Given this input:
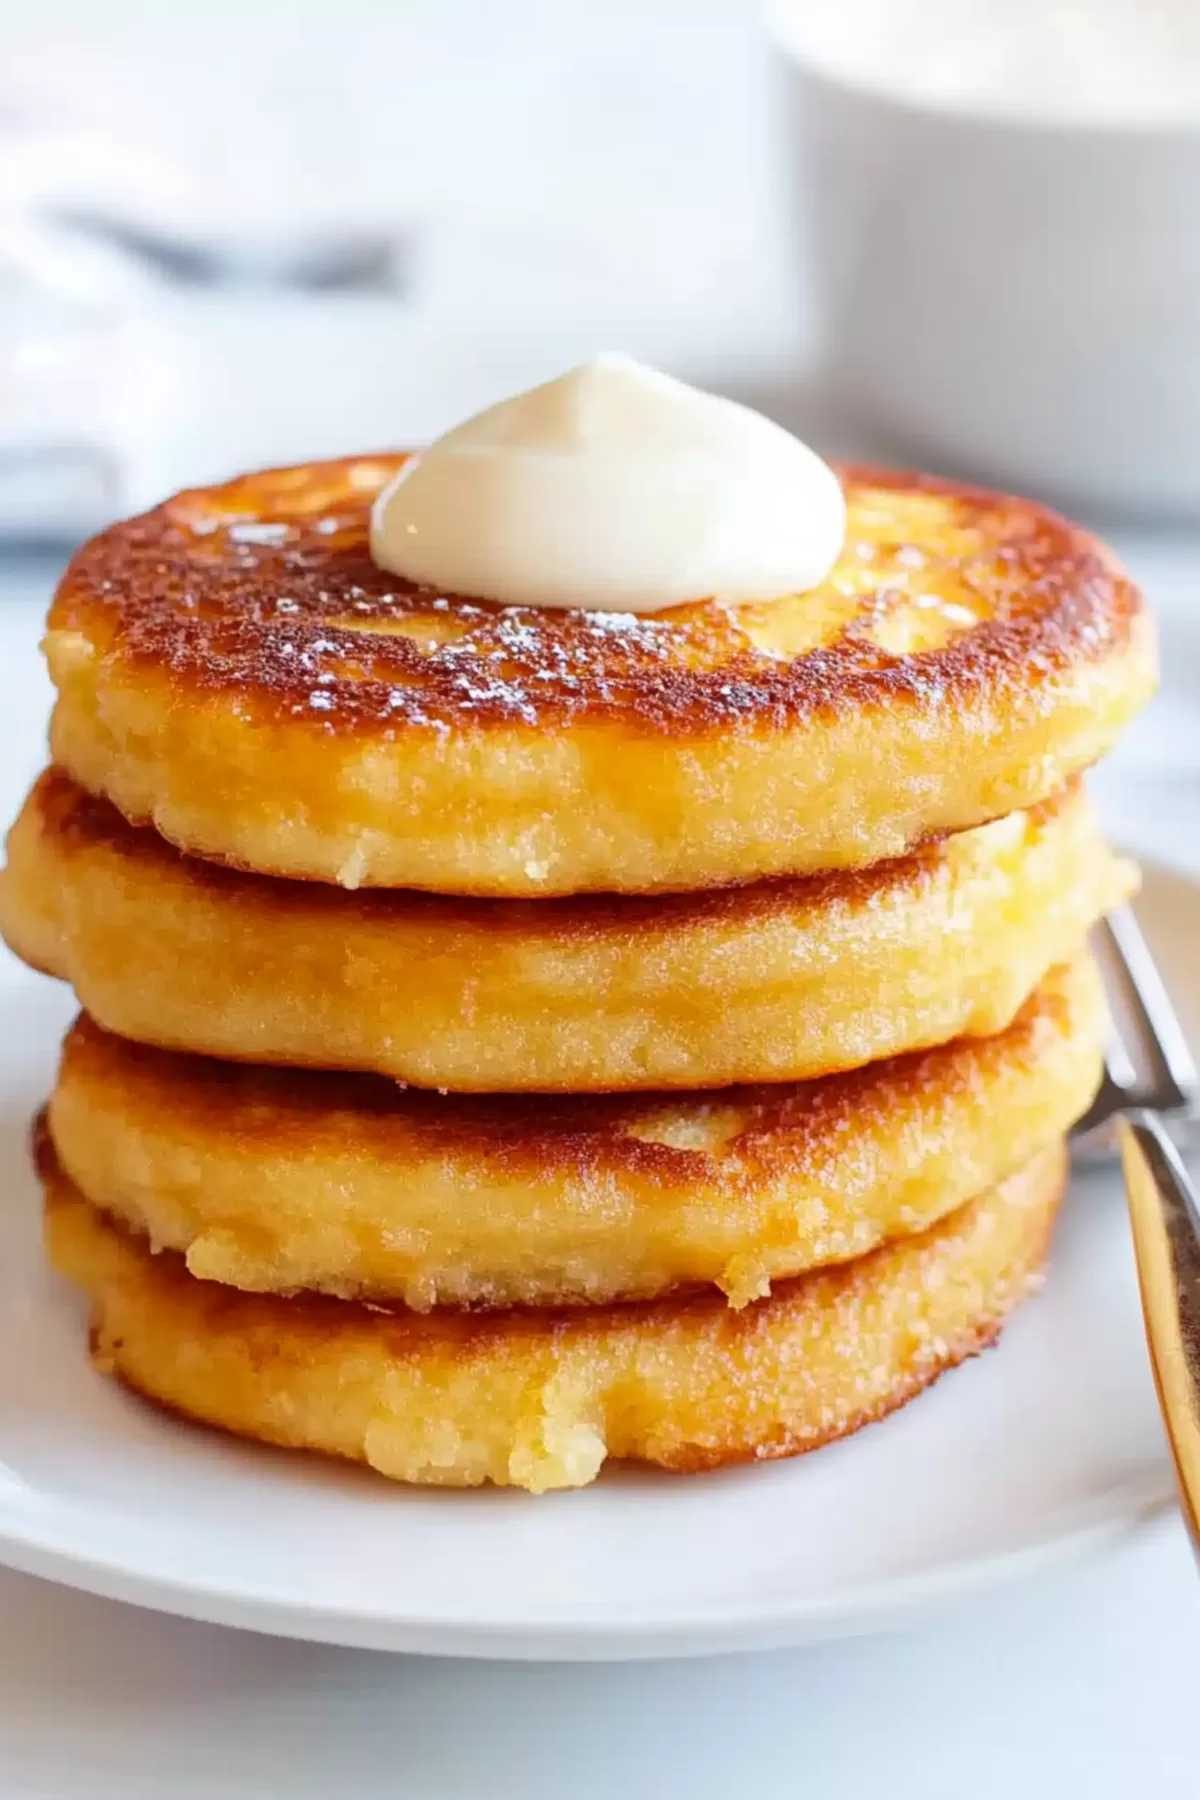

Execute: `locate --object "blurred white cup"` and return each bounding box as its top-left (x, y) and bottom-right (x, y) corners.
top-left (769, 0), bottom-right (1200, 516)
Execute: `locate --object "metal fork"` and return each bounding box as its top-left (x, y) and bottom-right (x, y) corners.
top-left (1084, 909), bottom-right (1200, 1547)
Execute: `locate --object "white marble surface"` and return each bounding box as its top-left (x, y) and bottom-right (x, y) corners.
top-left (0, 526), bottom-right (1196, 1793)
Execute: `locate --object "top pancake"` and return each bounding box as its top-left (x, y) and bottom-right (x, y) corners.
top-left (45, 454), bottom-right (1155, 895)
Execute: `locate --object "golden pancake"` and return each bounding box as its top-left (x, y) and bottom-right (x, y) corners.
top-left (42, 1138), bottom-right (1066, 1493)
top-left (44, 455), bottom-right (1154, 897)
top-left (3, 771), bottom-right (1129, 1092)
top-left (46, 964), bottom-right (1100, 1310)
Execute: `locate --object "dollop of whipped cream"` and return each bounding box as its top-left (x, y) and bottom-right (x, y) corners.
top-left (369, 354), bottom-right (845, 613)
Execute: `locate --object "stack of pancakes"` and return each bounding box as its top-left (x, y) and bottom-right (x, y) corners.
top-left (0, 457), bottom-right (1155, 1492)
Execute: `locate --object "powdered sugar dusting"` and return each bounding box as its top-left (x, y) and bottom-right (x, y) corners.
top-left (54, 450), bottom-right (1136, 738)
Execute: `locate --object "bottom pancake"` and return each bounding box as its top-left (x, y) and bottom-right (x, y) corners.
top-left (43, 1141), bottom-right (1066, 1494)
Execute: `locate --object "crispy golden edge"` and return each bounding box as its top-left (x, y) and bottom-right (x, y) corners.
top-left (44, 961), bottom-right (1101, 1308)
top-left (1, 771), bottom-right (1133, 1091)
top-left (46, 456), bottom-right (1147, 736)
top-left (40, 457), bottom-right (1157, 895)
top-left (1, 766), bottom-right (1083, 930)
top-left (42, 1142), bottom-right (1066, 1491)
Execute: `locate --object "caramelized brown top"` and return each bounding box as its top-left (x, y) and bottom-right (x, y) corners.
top-left (48, 455), bottom-right (1144, 736)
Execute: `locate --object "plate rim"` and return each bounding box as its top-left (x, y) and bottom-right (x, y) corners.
top-left (0, 1478), bottom-right (1173, 1660)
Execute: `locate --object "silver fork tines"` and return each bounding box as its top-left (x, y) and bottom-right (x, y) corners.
top-left (1101, 910), bottom-right (1198, 1113)
top-left (1075, 910), bottom-right (1198, 1140)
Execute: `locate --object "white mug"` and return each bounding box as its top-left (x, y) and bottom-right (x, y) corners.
top-left (769, 4), bottom-right (1200, 517)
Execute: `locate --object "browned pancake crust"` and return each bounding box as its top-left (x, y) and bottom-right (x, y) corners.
top-left (12, 764), bottom-right (1044, 922)
top-left (44, 960), bottom-right (1102, 1308)
top-left (42, 1136), bottom-right (1066, 1490)
top-left (43, 454), bottom-right (1156, 895)
top-left (50, 456), bottom-right (1142, 736)
top-left (1, 770), bottom-right (1130, 1092)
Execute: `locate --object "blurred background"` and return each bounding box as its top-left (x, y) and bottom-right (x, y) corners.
top-left (0, 0), bottom-right (806, 536)
top-left (4, 0), bottom-right (1200, 543)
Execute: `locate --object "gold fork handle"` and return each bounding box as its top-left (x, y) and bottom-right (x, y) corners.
top-left (1120, 1114), bottom-right (1200, 1551)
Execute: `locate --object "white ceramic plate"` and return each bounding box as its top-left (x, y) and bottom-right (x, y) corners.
top-left (0, 867), bottom-right (1191, 1662)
